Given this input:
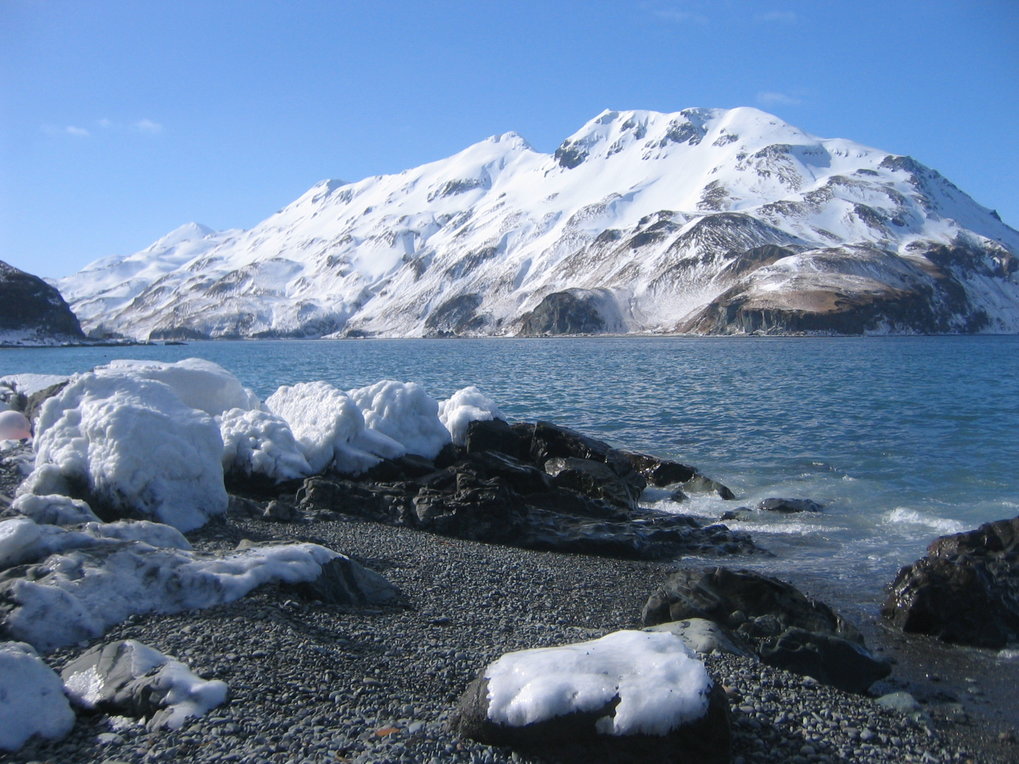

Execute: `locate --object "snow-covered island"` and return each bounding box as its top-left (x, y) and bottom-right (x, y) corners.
top-left (0, 358), bottom-right (1010, 761)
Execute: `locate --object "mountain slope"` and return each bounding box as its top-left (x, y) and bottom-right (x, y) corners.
top-left (58, 107), bottom-right (1019, 338)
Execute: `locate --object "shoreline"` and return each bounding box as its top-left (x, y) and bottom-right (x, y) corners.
top-left (8, 511), bottom-right (1013, 763)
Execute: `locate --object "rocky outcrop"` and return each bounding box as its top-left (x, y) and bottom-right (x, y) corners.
top-left (881, 516), bottom-right (1019, 648)
top-left (0, 261), bottom-right (84, 344)
top-left (295, 419), bottom-right (754, 561)
top-left (517, 290), bottom-right (610, 335)
top-left (642, 567), bottom-right (890, 693)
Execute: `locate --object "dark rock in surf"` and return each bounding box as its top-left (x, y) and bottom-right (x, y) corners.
top-left (756, 498), bottom-right (824, 514)
top-left (881, 515), bottom-right (1019, 648)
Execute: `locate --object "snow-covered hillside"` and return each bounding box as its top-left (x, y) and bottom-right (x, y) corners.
top-left (57, 107), bottom-right (1019, 338)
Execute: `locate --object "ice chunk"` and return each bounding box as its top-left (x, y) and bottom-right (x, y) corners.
top-left (0, 539), bottom-right (342, 651)
top-left (21, 371), bottom-right (227, 532)
top-left (219, 407), bottom-right (313, 482)
top-left (350, 380), bottom-right (451, 460)
top-left (10, 493), bottom-right (100, 526)
top-left (0, 641), bottom-right (76, 751)
top-left (266, 381), bottom-right (383, 474)
top-left (97, 358), bottom-right (261, 415)
top-left (484, 630), bottom-right (712, 736)
top-left (438, 386), bottom-right (504, 445)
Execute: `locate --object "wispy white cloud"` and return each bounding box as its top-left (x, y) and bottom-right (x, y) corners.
top-left (653, 8), bottom-right (709, 24)
top-left (757, 10), bottom-right (798, 24)
top-left (133, 118), bottom-right (163, 134)
top-left (42, 124), bottom-right (91, 137)
top-left (757, 91), bottom-right (802, 106)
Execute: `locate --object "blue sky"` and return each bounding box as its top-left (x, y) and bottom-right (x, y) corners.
top-left (2, 0), bottom-right (1017, 279)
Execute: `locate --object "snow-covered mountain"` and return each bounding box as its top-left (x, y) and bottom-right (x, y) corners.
top-left (58, 107), bottom-right (1019, 338)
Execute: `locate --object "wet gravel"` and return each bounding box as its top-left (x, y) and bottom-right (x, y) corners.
top-left (4, 510), bottom-right (988, 763)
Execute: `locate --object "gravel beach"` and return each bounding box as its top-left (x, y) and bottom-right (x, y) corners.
top-left (5, 508), bottom-right (1006, 764)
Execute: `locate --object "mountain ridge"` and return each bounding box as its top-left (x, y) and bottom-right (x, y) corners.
top-left (57, 106), bottom-right (1019, 339)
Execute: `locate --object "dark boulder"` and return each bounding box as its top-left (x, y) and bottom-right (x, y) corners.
top-left (280, 554), bottom-right (403, 606)
top-left (544, 456), bottom-right (643, 511)
top-left (881, 516), bottom-right (1019, 648)
top-left (465, 418), bottom-right (529, 460)
top-left (467, 450), bottom-right (552, 495)
top-left (296, 476), bottom-right (410, 524)
top-left (517, 291), bottom-right (607, 335)
top-left (624, 451), bottom-right (736, 499)
top-left (643, 567), bottom-right (889, 692)
top-left (756, 498), bottom-right (824, 514)
top-left (528, 421), bottom-right (635, 478)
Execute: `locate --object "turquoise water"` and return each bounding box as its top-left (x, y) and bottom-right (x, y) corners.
top-left (3, 336), bottom-right (1017, 613)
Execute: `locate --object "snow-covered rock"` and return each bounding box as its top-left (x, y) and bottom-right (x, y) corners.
top-left (8, 493), bottom-right (101, 526)
top-left (484, 630), bottom-right (711, 735)
top-left (0, 641), bottom-right (76, 751)
top-left (454, 629), bottom-right (731, 761)
top-left (57, 107), bottom-right (1019, 339)
top-left (62, 639), bottom-right (228, 730)
top-left (95, 358), bottom-right (261, 415)
top-left (350, 380), bottom-right (451, 459)
top-left (20, 370), bottom-right (228, 532)
top-left (438, 386), bottom-right (504, 446)
top-left (0, 535), bottom-right (357, 651)
top-left (265, 381), bottom-right (386, 474)
top-left (219, 407), bottom-right (313, 482)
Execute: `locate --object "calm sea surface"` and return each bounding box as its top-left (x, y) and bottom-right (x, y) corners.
top-left (3, 336), bottom-right (1017, 616)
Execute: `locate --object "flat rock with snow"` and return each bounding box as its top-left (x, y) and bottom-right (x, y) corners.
top-left (0, 640), bottom-right (76, 751)
top-left (452, 629), bottom-right (731, 763)
top-left (62, 639), bottom-right (228, 730)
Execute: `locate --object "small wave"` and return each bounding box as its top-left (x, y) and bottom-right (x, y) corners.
top-left (884, 507), bottom-right (965, 535)
top-left (998, 649), bottom-right (1019, 661)
top-left (720, 521), bottom-right (846, 536)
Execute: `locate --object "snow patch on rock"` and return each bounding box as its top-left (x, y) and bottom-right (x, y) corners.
top-left (219, 407), bottom-right (313, 482)
top-left (484, 629), bottom-right (712, 736)
top-left (438, 386), bottom-right (504, 445)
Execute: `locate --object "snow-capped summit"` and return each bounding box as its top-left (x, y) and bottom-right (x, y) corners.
top-left (58, 107), bottom-right (1019, 338)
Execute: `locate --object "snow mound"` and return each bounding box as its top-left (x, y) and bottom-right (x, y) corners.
top-left (97, 358), bottom-right (261, 415)
top-left (219, 407), bottom-right (313, 482)
top-left (350, 380), bottom-right (451, 459)
top-left (9, 493), bottom-right (100, 526)
top-left (63, 639), bottom-right (228, 730)
top-left (0, 641), bottom-right (76, 751)
top-left (438, 386), bottom-right (504, 445)
top-left (484, 630), bottom-right (712, 736)
top-left (0, 536), bottom-right (342, 651)
top-left (21, 371), bottom-right (228, 532)
top-left (265, 381), bottom-right (387, 474)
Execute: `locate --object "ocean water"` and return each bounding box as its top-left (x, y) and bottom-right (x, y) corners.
top-left (3, 336), bottom-right (1017, 616)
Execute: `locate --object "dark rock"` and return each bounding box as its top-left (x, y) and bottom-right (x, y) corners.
top-left (756, 497), bottom-right (824, 514)
top-left (881, 516), bottom-right (1019, 648)
top-left (296, 476), bottom-right (410, 524)
top-left (468, 450), bottom-right (552, 495)
top-left (280, 554), bottom-right (403, 606)
top-left (0, 260), bottom-right (85, 342)
top-left (517, 291), bottom-right (607, 335)
top-left (453, 667), bottom-right (731, 764)
top-left (262, 499), bottom-right (300, 522)
top-left (528, 421), bottom-right (634, 478)
top-left (362, 453), bottom-right (438, 483)
top-left (758, 627), bottom-right (892, 694)
top-left (23, 381), bottom-right (69, 423)
top-left (465, 418), bottom-right (528, 460)
top-left (643, 567), bottom-right (889, 692)
top-left (544, 456), bottom-right (643, 511)
top-left (624, 451), bottom-right (736, 499)
top-left (411, 476), bottom-right (528, 544)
